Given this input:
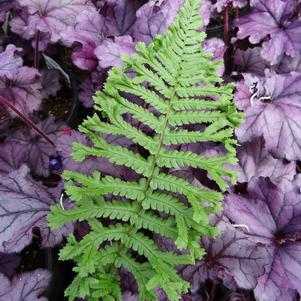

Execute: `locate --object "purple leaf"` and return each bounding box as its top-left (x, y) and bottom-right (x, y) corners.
top-left (0, 165), bottom-right (73, 252)
top-left (40, 69), bottom-right (61, 99)
top-left (0, 66), bottom-right (42, 116)
top-left (203, 38), bottom-right (226, 76)
top-left (101, 0), bottom-right (143, 36)
top-left (95, 35), bottom-right (136, 69)
top-left (6, 117), bottom-right (64, 177)
top-left (235, 0), bottom-right (301, 65)
top-left (17, 0), bottom-right (95, 43)
top-left (224, 177), bottom-right (301, 300)
top-left (61, 10), bottom-right (116, 71)
top-left (79, 69), bottom-right (107, 108)
top-left (0, 269), bottom-right (51, 300)
top-left (233, 48), bottom-right (268, 77)
top-left (236, 72), bottom-right (301, 160)
top-left (0, 253), bottom-right (21, 278)
top-left (234, 136), bottom-right (296, 184)
top-left (181, 217), bottom-right (269, 292)
top-left (133, 0), bottom-right (184, 44)
top-left (0, 44), bottom-right (22, 78)
top-left (10, 9), bottom-right (51, 50)
top-left (275, 55), bottom-right (301, 74)
top-left (0, 142), bottom-right (27, 176)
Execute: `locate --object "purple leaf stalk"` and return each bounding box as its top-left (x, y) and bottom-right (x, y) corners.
top-left (0, 95), bottom-right (56, 149)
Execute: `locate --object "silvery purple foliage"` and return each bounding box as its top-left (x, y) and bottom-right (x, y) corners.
top-left (0, 45), bottom-right (42, 115)
top-left (0, 269), bottom-right (51, 300)
top-left (181, 217), bottom-right (269, 293)
top-left (0, 165), bottom-right (73, 253)
top-left (236, 71), bottom-right (301, 160)
top-left (60, 10), bottom-right (115, 71)
top-left (95, 35), bottom-right (136, 69)
top-left (6, 117), bottom-right (64, 176)
top-left (16, 0), bottom-right (95, 43)
top-left (224, 177), bottom-right (301, 301)
top-left (234, 136), bottom-right (296, 184)
top-left (235, 0), bottom-right (301, 65)
top-left (233, 48), bottom-right (268, 77)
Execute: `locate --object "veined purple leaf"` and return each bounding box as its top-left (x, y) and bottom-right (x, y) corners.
top-left (60, 10), bottom-right (116, 71)
top-left (233, 48), bottom-right (268, 77)
top-left (0, 269), bottom-right (51, 300)
top-left (224, 177), bottom-right (301, 300)
top-left (203, 38), bottom-right (226, 76)
top-left (16, 0), bottom-right (95, 43)
top-left (235, 0), bottom-right (301, 65)
top-left (235, 136), bottom-right (296, 184)
top-left (236, 72), bottom-right (301, 160)
top-left (0, 253), bottom-right (20, 278)
top-left (133, 0), bottom-right (184, 44)
top-left (40, 69), bottom-right (61, 99)
top-left (181, 217), bottom-right (269, 292)
top-left (95, 35), bottom-right (136, 69)
top-left (0, 142), bottom-right (27, 176)
top-left (0, 165), bottom-right (73, 252)
top-left (6, 117), bottom-right (64, 177)
top-left (275, 55), bottom-right (301, 74)
top-left (100, 0), bottom-right (143, 36)
top-left (0, 66), bottom-right (42, 116)
top-left (79, 69), bottom-right (107, 108)
top-left (10, 9), bottom-right (51, 51)
top-left (122, 292), bottom-right (138, 301)
top-left (0, 44), bottom-right (22, 78)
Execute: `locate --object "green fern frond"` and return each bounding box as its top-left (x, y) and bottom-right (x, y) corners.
top-left (48, 0), bottom-right (242, 300)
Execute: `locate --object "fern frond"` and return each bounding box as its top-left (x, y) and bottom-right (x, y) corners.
top-left (48, 0), bottom-right (242, 300)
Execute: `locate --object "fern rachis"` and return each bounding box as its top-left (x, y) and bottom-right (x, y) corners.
top-left (48, 0), bottom-right (242, 300)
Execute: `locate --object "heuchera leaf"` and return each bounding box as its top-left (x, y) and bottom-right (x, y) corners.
top-left (203, 38), bottom-right (226, 76)
top-left (0, 44), bottom-right (22, 78)
top-left (0, 141), bottom-right (27, 176)
top-left (0, 66), bottom-right (42, 116)
top-left (17, 0), bottom-right (95, 43)
top-left (224, 177), bottom-right (301, 301)
top-left (0, 269), bottom-right (51, 301)
top-left (181, 217), bottom-right (269, 292)
top-left (95, 35), bottom-right (136, 69)
top-left (233, 48), bottom-right (268, 77)
top-left (234, 136), bottom-right (296, 184)
top-left (236, 71), bottom-right (301, 160)
top-left (133, 0), bottom-right (184, 44)
top-left (6, 117), bottom-right (64, 176)
top-left (60, 10), bottom-right (116, 71)
top-left (235, 0), bottom-right (301, 65)
top-left (9, 9), bottom-right (51, 50)
top-left (0, 165), bottom-right (73, 253)
top-left (100, 0), bottom-right (143, 36)
top-left (275, 55), bottom-right (301, 74)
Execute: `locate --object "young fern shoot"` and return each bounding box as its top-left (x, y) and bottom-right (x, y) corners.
top-left (48, 0), bottom-right (243, 300)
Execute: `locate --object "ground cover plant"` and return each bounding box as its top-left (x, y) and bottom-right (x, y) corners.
top-left (0, 0), bottom-right (301, 301)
